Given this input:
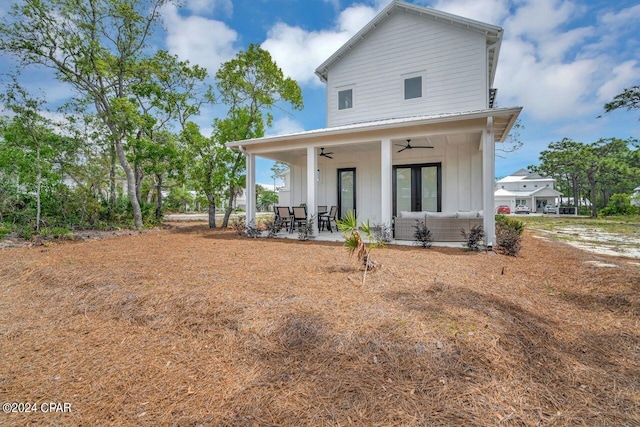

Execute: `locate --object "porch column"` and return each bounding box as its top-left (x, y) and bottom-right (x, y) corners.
top-left (245, 151), bottom-right (256, 224)
top-left (482, 117), bottom-right (495, 247)
top-left (381, 138), bottom-right (393, 226)
top-left (306, 146), bottom-right (318, 236)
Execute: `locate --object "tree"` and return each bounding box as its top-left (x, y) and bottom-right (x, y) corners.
top-left (0, 82), bottom-right (74, 231)
top-left (496, 118), bottom-right (524, 158)
top-left (182, 122), bottom-right (229, 228)
top-left (530, 138), bottom-right (586, 210)
top-left (603, 86), bottom-right (640, 120)
top-left (270, 161), bottom-right (289, 190)
top-left (0, 0), bottom-right (173, 230)
top-left (214, 44), bottom-right (303, 228)
top-left (256, 185), bottom-right (278, 211)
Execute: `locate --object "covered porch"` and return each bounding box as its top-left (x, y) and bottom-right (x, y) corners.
top-left (229, 108), bottom-right (521, 246)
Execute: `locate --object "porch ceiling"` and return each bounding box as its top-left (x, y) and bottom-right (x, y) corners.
top-left (254, 134), bottom-right (481, 165)
top-left (227, 107), bottom-right (522, 157)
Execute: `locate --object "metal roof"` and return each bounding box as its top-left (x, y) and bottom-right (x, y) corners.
top-left (226, 107), bottom-right (522, 149)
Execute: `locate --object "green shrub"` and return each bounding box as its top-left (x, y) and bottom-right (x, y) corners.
top-left (495, 216), bottom-right (524, 256)
top-left (495, 215), bottom-right (524, 235)
top-left (600, 193), bottom-right (638, 216)
top-left (0, 224), bottom-right (12, 238)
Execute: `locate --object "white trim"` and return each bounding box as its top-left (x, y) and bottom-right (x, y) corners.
top-left (226, 107), bottom-right (522, 149)
top-left (381, 139), bottom-right (393, 226)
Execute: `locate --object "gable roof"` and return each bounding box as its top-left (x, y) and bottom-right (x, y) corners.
top-left (496, 169), bottom-right (555, 184)
top-left (315, 0), bottom-right (503, 85)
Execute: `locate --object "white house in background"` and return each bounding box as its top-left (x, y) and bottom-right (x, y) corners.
top-left (227, 0), bottom-right (521, 245)
top-left (494, 169), bottom-right (563, 213)
top-left (632, 186), bottom-right (640, 207)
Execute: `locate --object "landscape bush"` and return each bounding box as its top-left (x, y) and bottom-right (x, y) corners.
top-left (461, 224), bottom-right (484, 251)
top-left (495, 215), bottom-right (524, 256)
top-left (600, 193), bottom-right (638, 216)
top-left (413, 220), bottom-right (432, 248)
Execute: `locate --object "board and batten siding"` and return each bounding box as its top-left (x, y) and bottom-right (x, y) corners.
top-left (326, 11), bottom-right (488, 127)
top-left (284, 140), bottom-right (483, 222)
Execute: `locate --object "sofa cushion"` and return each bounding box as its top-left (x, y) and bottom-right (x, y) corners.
top-left (398, 211), bottom-right (426, 220)
top-left (425, 211), bottom-right (457, 219)
top-left (456, 210), bottom-right (479, 219)
top-left (478, 210), bottom-right (483, 218)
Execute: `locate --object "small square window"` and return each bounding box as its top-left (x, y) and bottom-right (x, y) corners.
top-left (338, 89), bottom-right (353, 110)
top-left (404, 76), bottom-right (422, 99)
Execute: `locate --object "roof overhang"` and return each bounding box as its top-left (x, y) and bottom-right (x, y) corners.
top-left (226, 107), bottom-right (522, 151)
top-left (314, 0), bottom-right (503, 86)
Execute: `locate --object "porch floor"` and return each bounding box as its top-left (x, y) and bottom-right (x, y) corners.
top-left (274, 229), bottom-right (465, 248)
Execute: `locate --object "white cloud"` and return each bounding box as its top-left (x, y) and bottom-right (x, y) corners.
top-left (497, 37), bottom-right (598, 121)
top-left (596, 60), bottom-right (640, 103)
top-left (261, 3), bottom-right (383, 86)
top-left (600, 3), bottom-right (640, 26)
top-left (429, 0), bottom-right (510, 26)
top-left (185, 0), bottom-right (233, 16)
top-left (504, 0), bottom-right (579, 38)
top-left (267, 117), bottom-right (305, 136)
top-left (161, 4), bottom-right (238, 75)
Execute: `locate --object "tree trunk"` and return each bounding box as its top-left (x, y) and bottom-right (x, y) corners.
top-left (35, 144), bottom-right (41, 232)
top-left (572, 175), bottom-right (579, 212)
top-left (135, 162), bottom-right (143, 205)
top-left (206, 192), bottom-right (216, 228)
top-left (587, 171), bottom-right (598, 218)
top-left (221, 186), bottom-right (235, 228)
top-left (114, 139), bottom-right (143, 230)
top-left (155, 174), bottom-right (163, 220)
top-left (109, 141), bottom-right (117, 208)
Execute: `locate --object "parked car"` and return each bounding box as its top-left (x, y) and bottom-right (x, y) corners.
top-left (515, 205), bottom-right (530, 214)
top-left (543, 204), bottom-right (557, 214)
top-left (496, 205), bottom-right (511, 214)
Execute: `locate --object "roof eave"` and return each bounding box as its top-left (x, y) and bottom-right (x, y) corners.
top-left (227, 107), bottom-right (522, 149)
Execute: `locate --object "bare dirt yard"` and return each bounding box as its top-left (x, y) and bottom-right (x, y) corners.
top-left (1, 223), bottom-right (639, 426)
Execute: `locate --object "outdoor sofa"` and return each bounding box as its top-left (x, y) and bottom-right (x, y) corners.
top-left (394, 210), bottom-right (483, 242)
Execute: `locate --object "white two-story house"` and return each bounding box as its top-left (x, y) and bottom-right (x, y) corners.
top-left (494, 169), bottom-right (563, 213)
top-left (227, 0), bottom-right (522, 245)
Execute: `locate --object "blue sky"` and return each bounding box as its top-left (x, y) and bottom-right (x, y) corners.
top-left (1, 0), bottom-right (639, 185)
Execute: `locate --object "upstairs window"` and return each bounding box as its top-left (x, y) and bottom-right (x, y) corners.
top-left (404, 76), bottom-right (422, 100)
top-left (338, 89), bottom-right (353, 110)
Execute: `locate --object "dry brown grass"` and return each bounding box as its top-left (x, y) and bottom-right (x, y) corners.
top-left (0, 224), bottom-right (638, 426)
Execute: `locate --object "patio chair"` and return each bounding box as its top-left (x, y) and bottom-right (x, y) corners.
top-left (291, 206), bottom-right (308, 233)
top-left (276, 206), bottom-right (293, 233)
top-left (319, 205), bottom-right (338, 232)
top-left (317, 206), bottom-right (327, 230)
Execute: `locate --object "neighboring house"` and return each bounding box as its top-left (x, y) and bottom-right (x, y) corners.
top-left (494, 169), bottom-right (562, 213)
top-left (632, 186), bottom-right (640, 207)
top-left (227, 0), bottom-right (522, 245)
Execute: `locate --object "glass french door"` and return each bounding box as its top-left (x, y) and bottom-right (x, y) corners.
top-left (393, 163), bottom-right (441, 215)
top-left (337, 168), bottom-right (356, 219)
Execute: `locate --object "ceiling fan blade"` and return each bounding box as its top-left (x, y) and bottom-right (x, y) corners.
top-left (397, 147), bottom-right (408, 153)
top-left (326, 154), bottom-right (333, 159)
top-left (412, 145), bottom-right (434, 148)
top-left (394, 143), bottom-right (406, 147)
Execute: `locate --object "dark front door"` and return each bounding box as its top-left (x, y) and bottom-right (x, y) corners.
top-left (393, 163), bottom-right (441, 215)
top-left (337, 168), bottom-right (356, 219)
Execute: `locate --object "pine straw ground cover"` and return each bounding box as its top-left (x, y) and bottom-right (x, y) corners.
top-left (0, 224), bottom-right (638, 426)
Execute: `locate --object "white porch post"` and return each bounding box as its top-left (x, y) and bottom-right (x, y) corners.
top-left (306, 146), bottom-right (318, 236)
top-left (482, 117), bottom-right (495, 247)
top-left (381, 138), bottom-right (393, 227)
top-left (245, 151), bottom-right (256, 224)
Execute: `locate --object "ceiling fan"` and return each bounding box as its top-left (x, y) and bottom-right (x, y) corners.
top-left (319, 147), bottom-right (334, 159)
top-left (395, 139), bottom-right (433, 153)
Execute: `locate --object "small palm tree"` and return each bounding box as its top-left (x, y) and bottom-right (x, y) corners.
top-left (336, 210), bottom-right (380, 272)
